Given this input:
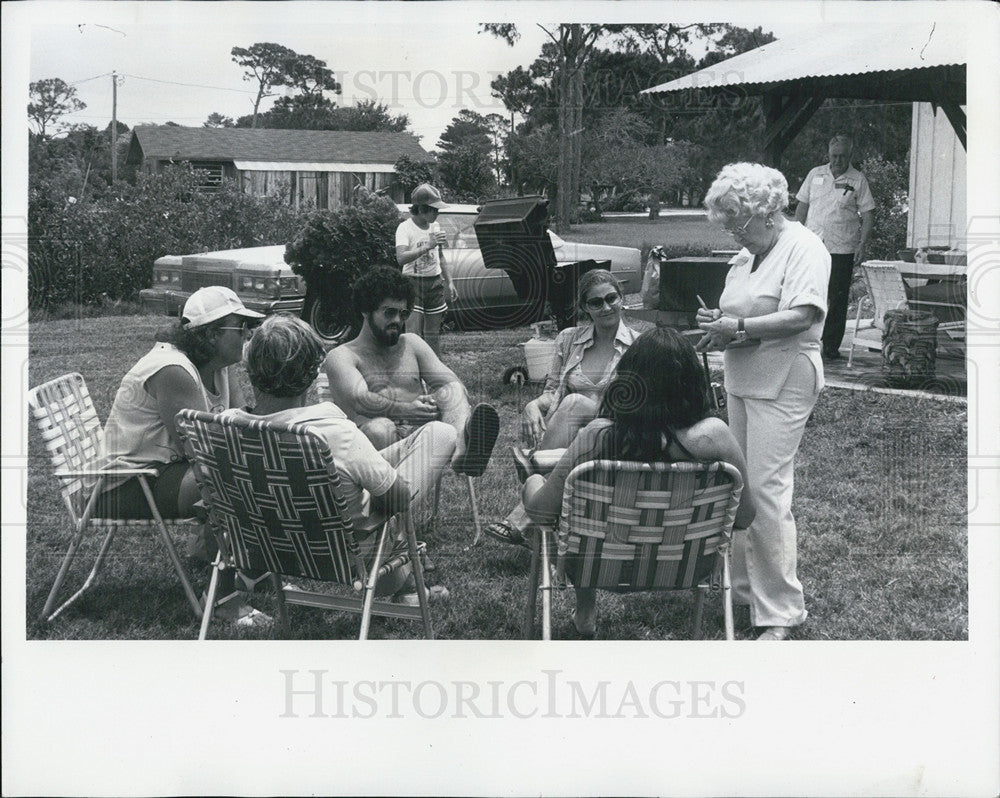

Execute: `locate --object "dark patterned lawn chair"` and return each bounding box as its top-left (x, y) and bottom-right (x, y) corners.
top-left (524, 460), bottom-right (743, 640)
top-left (28, 373), bottom-right (203, 623)
top-left (175, 409), bottom-right (434, 640)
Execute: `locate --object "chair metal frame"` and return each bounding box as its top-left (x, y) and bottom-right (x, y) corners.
top-left (311, 370), bottom-right (485, 546)
top-left (28, 372), bottom-right (203, 623)
top-left (848, 261), bottom-right (966, 367)
top-left (523, 459), bottom-right (743, 641)
top-left (175, 409), bottom-right (434, 640)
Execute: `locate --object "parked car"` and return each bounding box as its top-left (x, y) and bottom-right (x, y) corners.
top-left (140, 198), bottom-right (640, 345)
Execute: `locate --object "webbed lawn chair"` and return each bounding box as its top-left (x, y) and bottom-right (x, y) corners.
top-left (523, 460), bottom-right (743, 641)
top-left (175, 409), bottom-right (434, 640)
top-left (28, 372), bottom-right (203, 623)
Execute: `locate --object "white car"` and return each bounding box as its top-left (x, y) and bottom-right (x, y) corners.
top-left (141, 197), bottom-right (641, 344)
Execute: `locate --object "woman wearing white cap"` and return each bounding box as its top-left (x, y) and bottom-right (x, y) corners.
top-left (96, 286), bottom-right (263, 521)
top-left (395, 183), bottom-right (458, 355)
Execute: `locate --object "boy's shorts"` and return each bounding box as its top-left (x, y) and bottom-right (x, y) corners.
top-left (406, 275), bottom-right (448, 315)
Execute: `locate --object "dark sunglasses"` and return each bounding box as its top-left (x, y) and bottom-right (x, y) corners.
top-left (584, 291), bottom-right (622, 311)
top-left (380, 307), bottom-right (411, 322)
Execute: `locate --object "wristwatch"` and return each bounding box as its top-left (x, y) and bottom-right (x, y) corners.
top-left (733, 317), bottom-right (749, 342)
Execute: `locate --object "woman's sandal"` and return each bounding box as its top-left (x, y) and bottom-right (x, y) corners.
top-left (484, 520), bottom-right (527, 547)
top-left (393, 584), bottom-right (450, 606)
top-left (757, 626), bottom-right (792, 641)
top-left (511, 446), bottom-right (534, 484)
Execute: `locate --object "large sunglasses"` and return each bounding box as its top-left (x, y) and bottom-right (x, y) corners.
top-left (584, 291), bottom-right (622, 311)
top-left (380, 307), bottom-right (411, 322)
top-left (218, 320), bottom-right (252, 334)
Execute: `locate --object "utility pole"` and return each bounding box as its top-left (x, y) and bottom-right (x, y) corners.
top-left (111, 71), bottom-right (118, 183)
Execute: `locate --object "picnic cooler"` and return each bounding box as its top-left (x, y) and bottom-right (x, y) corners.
top-left (882, 308), bottom-right (939, 388)
top-left (656, 255), bottom-right (733, 328)
top-left (474, 196), bottom-right (607, 329)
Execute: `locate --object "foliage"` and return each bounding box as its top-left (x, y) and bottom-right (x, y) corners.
top-left (393, 155), bottom-right (438, 200)
top-left (435, 110), bottom-right (500, 200)
top-left (28, 166), bottom-right (300, 309)
top-left (28, 77), bottom-right (86, 139)
top-left (283, 190), bottom-right (400, 287)
top-left (858, 154), bottom-right (909, 261)
top-left (203, 112), bottom-right (235, 128)
top-left (236, 97), bottom-right (411, 133)
top-left (230, 42), bottom-right (300, 127)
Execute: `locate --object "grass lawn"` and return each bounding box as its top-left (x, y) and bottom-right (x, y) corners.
top-left (564, 212), bottom-right (734, 254)
top-left (26, 313), bottom-right (967, 641)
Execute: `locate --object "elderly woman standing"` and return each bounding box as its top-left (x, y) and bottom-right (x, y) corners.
top-left (697, 162), bottom-right (830, 641)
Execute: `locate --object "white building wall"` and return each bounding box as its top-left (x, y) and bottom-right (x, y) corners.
top-left (907, 102), bottom-right (967, 249)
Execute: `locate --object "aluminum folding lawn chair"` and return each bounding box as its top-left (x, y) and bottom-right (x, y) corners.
top-left (524, 460), bottom-right (743, 640)
top-left (28, 372), bottom-right (203, 623)
top-left (175, 409), bottom-right (435, 640)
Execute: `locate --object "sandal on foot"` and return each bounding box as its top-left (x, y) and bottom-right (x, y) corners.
top-left (393, 584), bottom-right (450, 606)
top-left (757, 626), bottom-right (791, 641)
top-left (206, 590), bottom-right (273, 628)
top-left (484, 520), bottom-right (526, 547)
top-left (453, 403), bottom-right (500, 477)
top-left (511, 446), bottom-right (534, 484)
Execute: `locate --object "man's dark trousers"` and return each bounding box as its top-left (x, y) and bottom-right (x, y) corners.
top-left (822, 253), bottom-right (855, 356)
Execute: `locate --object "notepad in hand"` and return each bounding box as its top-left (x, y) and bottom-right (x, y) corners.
top-left (725, 337), bottom-right (761, 349)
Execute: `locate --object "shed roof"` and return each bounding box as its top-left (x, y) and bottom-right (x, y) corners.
top-left (127, 125), bottom-right (432, 165)
top-left (642, 23), bottom-right (966, 102)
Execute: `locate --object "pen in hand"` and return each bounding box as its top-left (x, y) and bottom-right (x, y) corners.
top-left (696, 294), bottom-right (708, 310)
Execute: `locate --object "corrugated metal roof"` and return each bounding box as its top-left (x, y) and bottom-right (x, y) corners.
top-left (643, 23), bottom-right (966, 94)
top-left (129, 125), bottom-right (432, 164)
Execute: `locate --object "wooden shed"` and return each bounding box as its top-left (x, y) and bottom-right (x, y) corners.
top-left (126, 125), bottom-right (433, 209)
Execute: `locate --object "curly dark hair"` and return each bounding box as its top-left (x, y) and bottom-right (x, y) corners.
top-left (159, 318), bottom-right (227, 368)
top-left (352, 266), bottom-right (415, 315)
top-left (244, 314), bottom-right (326, 398)
top-left (596, 326), bottom-right (712, 461)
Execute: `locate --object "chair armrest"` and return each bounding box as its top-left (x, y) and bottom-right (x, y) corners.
top-left (55, 467), bottom-right (159, 479)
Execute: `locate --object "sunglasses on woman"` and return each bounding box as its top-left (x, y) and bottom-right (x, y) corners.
top-left (584, 291), bottom-right (622, 310)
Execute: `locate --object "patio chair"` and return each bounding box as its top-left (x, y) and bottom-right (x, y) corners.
top-left (310, 371), bottom-right (485, 546)
top-left (28, 372), bottom-right (203, 623)
top-left (175, 409), bottom-right (434, 640)
top-left (523, 460), bottom-right (743, 641)
top-left (848, 262), bottom-right (966, 367)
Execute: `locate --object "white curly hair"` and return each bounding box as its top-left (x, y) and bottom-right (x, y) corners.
top-left (703, 162), bottom-right (789, 225)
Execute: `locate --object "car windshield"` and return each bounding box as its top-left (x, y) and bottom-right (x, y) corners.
top-left (436, 212), bottom-right (479, 249)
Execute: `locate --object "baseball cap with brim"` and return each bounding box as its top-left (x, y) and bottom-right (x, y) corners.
top-left (411, 183), bottom-right (447, 210)
top-left (181, 286), bottom-right (264, 329)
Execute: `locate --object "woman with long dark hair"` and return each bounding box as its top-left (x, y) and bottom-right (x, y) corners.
top-left (523, 326), bottom-right (755, 637)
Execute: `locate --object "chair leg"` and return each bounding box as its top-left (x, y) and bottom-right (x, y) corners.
top-left (466, 476), bottom-right (483, 547)
top-left (198, 559), bottom-right (223, 640)
top-left (522, 527), bottom-right (541, 639)
top-left (539, 526), bottom-right (552, 641)
top-left (46, 524), bottom-right (117, 622)
top-left (360, 521), bottom-right (392, 640)
top-left (271, 572), bottom-right (290, 636)
top-left (404, 511), bottom-right (434, 639)
top-left (139, 477), bottom-right (204, 620)
top-left (692, 586), bottom-right (707, 640)
top-left (722, 550), bottom-right (735, 641)
top-left (42, 481), bottom-right (110, 621)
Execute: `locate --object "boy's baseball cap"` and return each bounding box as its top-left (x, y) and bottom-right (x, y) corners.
top-left (411, 183), bottom-right (447, 209)
top-left (181, 286), bottom-right (264, 329)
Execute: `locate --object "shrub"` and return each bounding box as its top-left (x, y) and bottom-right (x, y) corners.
top-left (859, 154), bottom-right (908, 261)
top-left (28, 166), bottom-right (301, 310)
top-left (283, 190), bottom-right (401, 287)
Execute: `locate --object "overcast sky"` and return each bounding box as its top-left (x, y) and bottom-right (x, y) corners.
top-left (19, 3), bottom-right (840, 150)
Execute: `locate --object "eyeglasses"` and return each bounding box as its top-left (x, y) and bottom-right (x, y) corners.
top-left (724, 215), bottom-right (756, 235)
top-left (379, 307), bottom-right (411, 322)
top-left (218, 321), bottom-right (252, 334)
top-left (584, 291), bottom-right (622, 311)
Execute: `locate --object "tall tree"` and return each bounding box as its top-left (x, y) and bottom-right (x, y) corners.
top-left (230, 43), bottom-right (298, 128)
top-left (436, 110), bottom-right (496, 200)
top-left (203, 112), bottom-right (235, 128)
top-left (28, 78), bottom-right (86, 139)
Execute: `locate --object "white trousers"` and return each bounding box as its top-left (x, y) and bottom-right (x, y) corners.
top-left (377, 420), bottom-right (457, 531)
top-left (727, 354), bottom-right (819, 628)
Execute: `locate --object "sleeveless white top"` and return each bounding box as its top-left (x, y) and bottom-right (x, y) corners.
top-left (101, 342), bottom-right (230, 489)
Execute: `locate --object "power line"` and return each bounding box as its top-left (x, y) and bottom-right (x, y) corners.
top-left (120, 73), bottom-right (255, 94)
top-left (68, 72), bottom-right (113, 86)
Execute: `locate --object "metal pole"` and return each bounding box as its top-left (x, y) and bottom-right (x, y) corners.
top-left (111, 71), bottom-right (118, 183)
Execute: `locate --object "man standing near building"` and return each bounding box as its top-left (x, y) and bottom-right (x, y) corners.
top-left (795, 134), bottom-right (875, 359)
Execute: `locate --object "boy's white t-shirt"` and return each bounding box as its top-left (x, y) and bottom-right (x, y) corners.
top-left (395, 217), bottom-right (442, 277)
